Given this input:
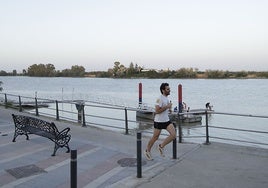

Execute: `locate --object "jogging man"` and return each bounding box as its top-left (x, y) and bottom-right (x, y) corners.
top-left (144, 83), bottom-right (176, 160)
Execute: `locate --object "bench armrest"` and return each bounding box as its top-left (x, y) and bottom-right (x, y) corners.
top-left (55, 127), bottom-right (71, 148)
top-left (56, 127), bottom-right (70, 138)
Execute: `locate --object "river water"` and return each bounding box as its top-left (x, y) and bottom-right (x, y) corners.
top-left (1, 76), bottom-right (268, 148)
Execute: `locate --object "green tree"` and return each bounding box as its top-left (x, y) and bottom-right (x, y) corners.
top-left (205, 70), bottom-right (229, 78)
top-left (45, 64), bottom-right (56, 77)
top-left (27, 63), bottom-right (56, 77)
top-left (174, 68), bottom-right (197, 78)
top-left (61, 69), bottom-right (71, 77)
top-left (256, 72), bottom-right (268, 78)
top-left (0, 70), bottom-right (8, 76)
top-left (70, 65), bottom-right (85, 77)
top-left (118, 64), bottom-right (127, 77)
top-left (235, 71), bottom-right (248, 78)
top-left (127, 62), bottom-right (135, 77)
top-left (113, 61), bottom-right (121, 77)
top-left (61, 65), bottom-right (85, 77)
top-left (144, 70), bottom-right (158, 78)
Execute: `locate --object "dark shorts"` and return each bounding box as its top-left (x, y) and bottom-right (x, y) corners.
top-left (154, 121), bottom-right (172, 130)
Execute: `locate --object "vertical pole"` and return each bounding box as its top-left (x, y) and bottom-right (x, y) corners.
top-left (77, 107), bottom-right (82, 124)
top-left (205, 111), bottom-right (210, 144)
top-left (19, 96), bottom-right (22, 112)
top-left (70, 150), bottom-right (77, 188)
top-left (35, 97), bottom-right (39, 116)
top-left (178, 84), bottom-right (182, 113)
top-left (56, 100), bottom-right (59, 120)
top-left (125, 108), bottom-right (129, 135)
top-left (137, 132), bottom-right (142, 178)
top-left (172, 123), bottom-right (177, 159)
top-left (138, 83), bottom-right (142, 105)
top-left (178, 121), bottom-right (182, 143)
top-left (4, 94), bottom-right (7, 108)
top-left (178, 84), bottom-right (183, 143)
top-left (82, 107), bottom-right (86, 127)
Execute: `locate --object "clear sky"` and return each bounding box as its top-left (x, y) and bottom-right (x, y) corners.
top-left (0, 0), bottom-right (267, 72)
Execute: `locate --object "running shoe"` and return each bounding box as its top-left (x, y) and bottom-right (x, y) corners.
top-left (144, 150), bottom-right (153, 160)
top-left (158, 144), bottom-right (165, 157)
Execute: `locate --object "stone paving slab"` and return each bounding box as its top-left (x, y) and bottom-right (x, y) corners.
top-left (0, 107), bottom-right (184, 187)
top-left (1, 107), bottom-right (268, 188)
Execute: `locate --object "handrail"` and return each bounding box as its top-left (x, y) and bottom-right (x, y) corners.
top-left (1, 92), bottom-right (268, 148)
top-left (212, 111), bottom-right (268, 119)
top-left (209, 125), bottom-right (268, 134)
top-left (178, 110), bottom-right (268, 119)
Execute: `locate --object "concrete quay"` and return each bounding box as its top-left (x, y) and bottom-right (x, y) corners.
top-left (0, 107), bottom-right (268, 188)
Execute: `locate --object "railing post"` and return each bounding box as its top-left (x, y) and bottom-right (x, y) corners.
top-left (70, 150), bottom-right (77, 188)
top-left (172, 123), bottom-right (177, 159)
top-left (178, 113), bottom-right (182, 143)
top-left (205, 110), bottom-right (210, 145)
top-left (35, 97), bottom-right (39, 116)
top-left (124, 108), bottom-right (129, 135)
top-left (56, 100), bottom-right (59, 120)
top-left (4, 93), bottom-right (7, 108)
top-left (19, 96), bottom-right (22, 112)
top-left (137, 132), bottom-right (142, 178)
top-left (82, 108), bottom-right (86, 127)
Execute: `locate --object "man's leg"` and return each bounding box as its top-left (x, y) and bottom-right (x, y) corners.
top-left (146, 128), bottom-right (161, 152)
top-left (160, 123), bottom-right (176, 148)
top-left (144, 128), bottom-right (161, 160)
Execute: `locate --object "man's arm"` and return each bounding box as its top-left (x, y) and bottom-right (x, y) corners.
top-left (155, 103), bottom-right (172, 114)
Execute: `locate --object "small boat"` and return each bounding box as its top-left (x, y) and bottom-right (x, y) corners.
top-left (169, 112), bottom-right (202, 124)
top-left (180, 102), bottom-right (214, 115)
top-left (181, 114), bottom-right (202, 123)
top-left (136, 104), bottom-right (154, 120)
top-left (183, 109), bottom-right (214, 115)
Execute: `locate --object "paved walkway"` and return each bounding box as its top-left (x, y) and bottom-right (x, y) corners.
top-left (0, 107), bottom-right (268, 188)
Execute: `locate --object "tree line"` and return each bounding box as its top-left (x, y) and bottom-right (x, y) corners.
top-left (0, 64), bottom-right (85, 77)
top-left (0, 62), bottom-right (268, 78)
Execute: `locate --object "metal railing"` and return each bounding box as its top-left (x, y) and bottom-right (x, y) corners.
top-left (0, 93), bottom-right (152, 135)
top-left (175, 110), bottom-right (268, 148)
top-left (1, 93), bottom-right (268, 148)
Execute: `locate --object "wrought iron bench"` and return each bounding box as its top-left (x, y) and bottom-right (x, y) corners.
top-left (12, 114), bottom-right (71, 156)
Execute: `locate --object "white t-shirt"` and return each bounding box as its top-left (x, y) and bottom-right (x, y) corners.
top-left (154, 94), bottom-right (170, 122)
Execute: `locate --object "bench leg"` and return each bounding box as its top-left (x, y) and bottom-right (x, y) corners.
top-left (12, 133), bottom-right (18, 142)
top-left (12, 130), bottom-right (29, 142)
top-left (52, 143), bottom-right (70, 156)
top-left (52, 144), bottom-right (59, 156)
top-left (65, 144), bottom-right (70, 153)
